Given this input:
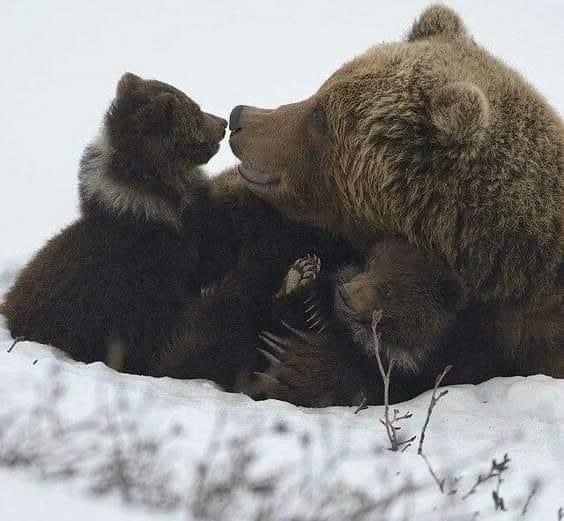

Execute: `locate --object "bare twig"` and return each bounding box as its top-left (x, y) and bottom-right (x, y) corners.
top-left (371, 310), bottom-right (415, 452)
top-left (558, 506), bottom-right (563, 520)
top-left (521, 480), bottom-right (540, 516)
top-left (7, 336), bottom-right (24, 353)
top-left (418, 365), bottom-right (451, 456)
top-left (492, 476), bottom-right (506, 511)
top-left (462, 453), bottom-right (510, 502)
top-left (417, 365), bottom-right (452, 493)
top-left (354, 395), bottom-right (369, 415)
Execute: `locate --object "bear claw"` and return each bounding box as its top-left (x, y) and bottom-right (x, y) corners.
top-left (253, 371), bottom-right (280, 385)
top-left (259, 332), bottom-right (287, 355)
top-left (276, 255), bottom-right (322, 298)
top-left (257, 347), bottom-right (281, 366)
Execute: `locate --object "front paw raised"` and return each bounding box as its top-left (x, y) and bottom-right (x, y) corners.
top-left (275, 254), bottom-right (321, 299)
top-left (274, 255), bottom-right (326, 333)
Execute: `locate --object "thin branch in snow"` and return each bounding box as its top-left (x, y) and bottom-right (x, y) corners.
top-left (462, 453), bottom-right (510, 503)
top-left (417, 364), bottom-right (452, 493)
top-left (371, 310), bottom-right (415, 452)
top-left (7, 336), bottom-right (24, 353)
top-left (418, 365), bottom-right (451, 455)
top-left (354, 394), bottom-right (369, 414)
top-left (521, 480), bottom-right (541, 516)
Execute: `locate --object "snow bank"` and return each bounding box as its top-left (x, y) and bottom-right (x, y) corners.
top-left (1, 304), bottom-right (563, 519)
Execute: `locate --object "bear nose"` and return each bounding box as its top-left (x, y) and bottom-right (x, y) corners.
top-left (214, 115), bottom-right (228, 138)
top-left (229, 105), bottom-right (245, 132)
top-left (204, 113), bottom-right (228, 140)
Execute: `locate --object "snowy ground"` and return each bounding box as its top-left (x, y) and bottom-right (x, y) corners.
top-left (1, 2), bottom-right (564, 520)
top-left (2, 274), bottom-right (564, 519)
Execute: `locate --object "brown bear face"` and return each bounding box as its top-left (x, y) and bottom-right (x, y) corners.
top-left (334, 238), bottom-right (467, 372)
top-left (229, 6), bottom-right (564, 303)
top-left (79, 73), bottom-right (227, 227)
top-left (108, 73), bottom-right (227, 177)
top-left (228, 39), bottom-right (490, 235)
top-left (229, 96), bottom-right (336, 229)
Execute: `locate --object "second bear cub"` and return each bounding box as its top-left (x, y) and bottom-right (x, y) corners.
top-left (1, 73), bottom-right (229, 373)
top-left (253, 238), bottom-right (468, 406)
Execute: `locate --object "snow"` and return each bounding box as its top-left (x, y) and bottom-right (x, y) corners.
top-left (1, 1), bottom-right (564, 519)
top-left (1, 311), bottom-right (564, 520)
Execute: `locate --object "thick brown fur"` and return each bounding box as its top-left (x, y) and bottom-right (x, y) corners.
top-left (252, 239), bottom-right (468, 407)
top-left (1, 74), bottom-right (356, 390)
top-left (229, 5), bottom-right (564, 305)
top-left (150, 169), bottom-right (357, 390)
top-left (255, 248), bottom-right (564, 407)
top-left (1, 74), bottom-right (230, 373)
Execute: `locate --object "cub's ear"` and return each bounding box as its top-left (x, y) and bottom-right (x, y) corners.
top-left (429, 81), bottom-right (490, 146)
top-left (407, 5), bottom-right (467, 42)
top-left (116, 72), bottom-right (143, 98)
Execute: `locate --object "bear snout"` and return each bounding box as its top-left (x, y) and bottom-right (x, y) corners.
top-left (229, 105), bottom-right (274, 133)
top-left (203, 112), bottom-right (227, 142)
top-left (229, 105), bottom-right (246, 132)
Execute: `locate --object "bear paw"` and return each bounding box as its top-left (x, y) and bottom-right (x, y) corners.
top-left (245, 322), bottom-right (363, 407)
top-left (274, 255), bottom-right (327, 333)
top-left (276, 254), bottom-right (321, 298)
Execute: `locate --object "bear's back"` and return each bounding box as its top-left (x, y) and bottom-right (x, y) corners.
top-left (2, 215), bottom-right (203, 371)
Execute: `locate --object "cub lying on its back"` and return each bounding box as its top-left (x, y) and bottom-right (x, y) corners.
top-left (1, 73), bottom-right (229, 373)
top-left (253, 238), bottom-right (468, 407)
top-left (258, 239), bottom-right (564, 407)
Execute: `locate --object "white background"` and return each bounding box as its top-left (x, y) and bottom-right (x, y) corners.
top-left (1, 0), bottom-right (563, 262)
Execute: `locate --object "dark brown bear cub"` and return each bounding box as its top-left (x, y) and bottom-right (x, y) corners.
top-left (1, 73), bottom-right (229, 373)
top-left (252, 238), bottom-right (468, 407)
top-left (257, 240), bottom-right (564, 407)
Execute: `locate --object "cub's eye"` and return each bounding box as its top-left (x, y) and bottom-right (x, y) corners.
top-left (310, 108), bottom-right (328, 133)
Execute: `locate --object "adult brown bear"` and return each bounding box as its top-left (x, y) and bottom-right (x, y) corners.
top-left (228, 5), bottom-right (564, 390)
top-left (229, 5), bottom-right (564, 305)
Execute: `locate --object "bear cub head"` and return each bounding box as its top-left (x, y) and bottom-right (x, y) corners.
top-left (79, 73), bottom-right (227, 227)
top-left (334, 238), bottom-right (467, 372)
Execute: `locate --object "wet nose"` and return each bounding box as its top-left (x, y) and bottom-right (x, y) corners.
top-left (229, 105), bottom-right (245, 131)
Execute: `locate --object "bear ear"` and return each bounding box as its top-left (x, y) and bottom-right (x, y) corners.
top-left (429, 81), bottom-right (490, 145)
top-left (116, 72), bottom-right (143, 99)
top-left (407, 5), bottom-right (467, 42)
